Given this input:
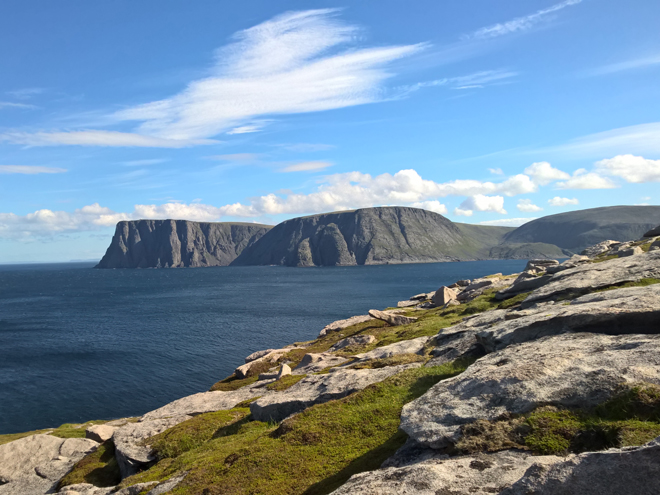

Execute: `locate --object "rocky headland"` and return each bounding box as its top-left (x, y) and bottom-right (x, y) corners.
top-left (3, 226), bottom-right (660, 494)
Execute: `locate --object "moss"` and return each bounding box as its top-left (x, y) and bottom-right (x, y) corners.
top-left (350, 353), bottom-right (427, 369)
top-left (496, 291), bottom-right (531, 310)
top-left (58, 441), bottom-right (121, 488)
top-left (591, 254), bottom-right (618, 263)
top-left (119, 361), bottom-right (471, 495)
top-left (0, 429), bottom-right (51, 446)
top-left (150, 409), bottom-right (251, 460)
top-left (210, 374), bottom-right (259, 392)
top-left (0, 420), bottom-right (117, 446)
top-left (458, 383), bottom-right (660, 457)
top-left (266, 374), bottom-right (306, 391)
top-left (593, 278), bottom-right (660, 293)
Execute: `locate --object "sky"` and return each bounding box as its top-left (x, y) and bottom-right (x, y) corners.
top-left (1, 0), bottom-right (659, 262)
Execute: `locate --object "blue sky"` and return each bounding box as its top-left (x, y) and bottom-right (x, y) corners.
top-left (1, 0), bottom-right (659, 262)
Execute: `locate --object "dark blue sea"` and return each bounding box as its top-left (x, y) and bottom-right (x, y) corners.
top-left (0, 260), bottom-right (527, 434)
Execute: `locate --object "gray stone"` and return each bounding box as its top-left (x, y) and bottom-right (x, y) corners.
top-left (293, 353), bottom-right (348, 374)
top-left (456, 278), bottom-right (511, 302)
top-left (397, 299), bottom-right (419, 308)
top-left (277, 363), bottom-right (291, 379)
top-left (580, 240), bottom-right (620, 258)
top-left (502, 436), bottom-right (660, 495)
top-left (431, 286), bottom-right (456, 307)
top-left (410, 292), bottom-right (433, 300)
top-left (426, 330), bottom-right (484, 367)
top-left (401, 332), bottom-right (660, 449)
top-left (456, 279), bottom-right (471, 286)
top-left (58, 484), bottom-right (114, 495)
top-left (523, 250), bottom-right (660, 306)
top-left (618, 245), bottom-right (643, 257)
top-left (524, 259), bottom-right (558, 272)
top-left (330, 450), bottom-right (561, 495)
top-left (0, 434), bottom-right (98, 495)
top-left (352, 336), bottom-right (430, 365)
top-left (235, 349), bottom-right (290, 379)
top-left (245, 349), bottom-right (276, 363)
top-left (251, 364), bottom-right (420, 422)
top-left (145, 472), bottom-right (188, 495)
top-left (546, 254), bottom-right (590, 274)
top-left (644, 225), bottom-right (660, 237)
top-left (368, 309), bottom-right (417, 326)
top-left (495, 274), bottom-right (553, 300)
top-left (318, 315), bottom-right (374, 337)
top-left (85, 424), bottom-right (116, 443)
top-left (113, 482), bottom-right (158, 495)
top-left (113, 416), bottom-right (190, 478)
top-left (329, 334), bottom-right (376, 352)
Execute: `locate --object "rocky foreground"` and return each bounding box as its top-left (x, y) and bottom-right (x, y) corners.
top-left (2, 228), bottom-right (660, 494)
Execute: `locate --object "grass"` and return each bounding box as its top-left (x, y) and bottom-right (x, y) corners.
top-left (0, 420), bottom-right (111, 446)
top-left (210, 374), bottom-right (259, 392)
top-left (350, 353), bottom-right (427, 369)
top-left (593, 278), bottom-right (660, 293)
top-left (266, 374), bottom-right (306, 391)
top-left (58, 441), bottom-right (121, 489)
top-left (457, 383), bottom-right (660, 456)
top-left (119, 361), bottom-right (472, 495)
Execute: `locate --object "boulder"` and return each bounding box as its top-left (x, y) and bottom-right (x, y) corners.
top-left (352, 336), bottom-right (431, 365)
top-left (580, 240), bottom-right (620, 258)
top-left (618, 246), bottom-right (643, 257)
top-left (502, 437), bottom-right (660, 495)
top-left (244, 349), bottom-right (276, 363)
top-left (318, 315), bottom-right (374, 337)
top-left (85, 424), bottom-right (116, 443)
top-left (329, 334), bottom-right (376, 352)
top-left (524, 259), bottom-right (558, 272)
top-left (397, 300), bottom-right (419, 308)
top-left (546, 254), bottom-right (590, 274)
top-left (456, 279), bottom-right (471, 286)
top-left (644, 225), bottom-right (660, 238)
top-left (495, 274), bottom-right (553, 300)
top-left (401, 332), bottom-right (660, 449)
top-left (58, 484), bottom-right (115, 494)
top-left (431, 287), bottom-right (456, 307)
top-left (293, 353), bottom-right (348, 374)
top-left (0, 434), bottom-right (98, 495)
top-left (368, 309), bottom-right (417, 326)
top-left (235, 349), bottom-right (289, 379)
top-left (410, 292), bottom-right (433, 301)
top-left (113, 416), bottom-right (188, 478)
top-left (330, 450), bottom-right (561, 495)
top-left (456, 278), bottom-right (510, 302)
top-left (251, 364), bottom-right (420, 422)
top-left (277, 364), bottom-right (291, 379)
top-left (523, 250), bottom-right (660, 306)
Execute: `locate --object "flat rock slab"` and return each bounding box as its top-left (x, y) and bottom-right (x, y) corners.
top-left (293, 352), bottom-right (349, 374)
top-left (319, 315), bottom-right (374, 337)
top-left (502, 437), bottom-right (660, 495)
top-left (330, 450), bottom-right (561, 495)
top-left (352, 336), bottom-right (430, 365)
top-left (401, 332), bottom-right (660, 449)
top-left (251, 364), bottom-right (420, 422)
top-left (523, 250), bottom-right (660, 306)
top-left (113, 416), bottom-right (190, 478)
top-left (0, 434), bottom-right (98, 495)
top-left (85, 424), bottom-right (116, 443)
top-left (141, 379), bottom-right (274, 421)
top-left (329, 334), bottom-right (376, 352)
top-left (369, 309), bottom-right (417, 326)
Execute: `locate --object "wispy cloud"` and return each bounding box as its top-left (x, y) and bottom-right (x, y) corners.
top-left (279, 161), bottom-right (332, 173)
top-left (583, 55), bottom-right (660, 77)
top-left (122, 158), bottom-right (170, 167)
top-left (479, 217), bottom-right (537, 227)
top-left (206, 153), bottom-right (260, 162)
top-left (0, 101), bottom-right (37, 110)
top-left (402, 69), bottom-right (518, 93)
top-left (278, 143), bottom-right (335, 152)
top-left (464, 0), bottom-right (582, 40)
top-left (6, 87), bottom-right (45, 99)
top-left (0, 130), bottom-right (217, 148)
top-left (0, 165), bottom-right (67, 175)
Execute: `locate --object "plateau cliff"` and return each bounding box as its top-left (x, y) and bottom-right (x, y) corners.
top-left (96, 220), bottom-right (271, 268)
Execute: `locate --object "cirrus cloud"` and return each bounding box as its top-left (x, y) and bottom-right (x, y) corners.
top-left (0, 165), bottom-right (67, 174)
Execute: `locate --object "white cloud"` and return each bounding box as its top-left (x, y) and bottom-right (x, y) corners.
top-left (0, 130), bottom-right (217, 148)
top-left (548, 196), bottom-right (579, 206)
top-left (595, 154), bottom-right (660, 183)
top-left (0, 165), bottom-right (67, 175)
top-left (0, 101), bottom-right (37, 109)
top-left (517, 199), bottom-right (543, 212)
top-left (403, 69), bottom-right (517, 93)
top-left (207, 153), bottom-right (260, 162)
top-left (555, 169), bottom-right (618, 189)
top-left (279, 143), bottom-right (335, 152)
top-left (454, 194), bottom-right (507, 217)
top-left (113, 9), bottom-right (425, 141)
top-left (410, 201), bottom-right (448, 215)
top-left (479, 217), bottom-right (537, 227)
top-left (6, 87), bottom-right (44, 99)
top-left (226, 122), bottom-right (272, 135)
top-left (122, 158), bottom-right (170, 166)
top-left (489, 168), bottom-right (504, 175)
top-left (464, 0), bottom-right (581, 40)
top-left (280, 161), bottom-right (332, 173)
top-left (584, 54), bottom-right (660, 77)
top-left (523, 161), bottom-right (570, 185)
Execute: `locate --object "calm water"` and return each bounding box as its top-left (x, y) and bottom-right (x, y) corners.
top-left (0, 260), bottom-right (527, 434)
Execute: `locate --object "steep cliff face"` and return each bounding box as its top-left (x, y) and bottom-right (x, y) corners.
top-left (503, 205), bottom-right (660, 252)
top-left (231, 207), bottom-right (496, 267)
top-left (96, 220), bottom-right (272, 268)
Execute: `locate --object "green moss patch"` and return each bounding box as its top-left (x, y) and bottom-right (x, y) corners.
top-left (457, 383), bottom-right (660, 456)
top-left (593, 278), bottom-right (660, 293)
top-left (210, 374), bottom-right (259, 392)
top-left (58, 441), bottom-right (121, 488)
top-left (350, 353), bottom-right (427, 369)
top-left (0, 420), bottom-right (115, 446)
top-left (266, 374), bottom-right (306, 391)
top-left (120, 361), bottom-right (471, 495)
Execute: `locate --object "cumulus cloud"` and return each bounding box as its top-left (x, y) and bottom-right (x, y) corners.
top-left (454, 194), bottom-right (507, 217)
top-left (548, 196), bottom-right (579, 206)
top-left (280, 161), bottom-right (332, 173)
top-left (555, 169), bottom-right (618, 189)
top-left (0, 130), bottom-right (216, 148)
top-left (517, 198), bottom-right (543, 212)
top-left (410, 201), bottom-right (448, 215)
top-left (524, 161), bottom-right (570, 185)
top-left (489, 168), bottom-right (504, 175)
top-left (0, 165), bottom-right (67, 174)
top-left (479, 217), bottom-right (537, 227)
top-left (595, 154), bottom-right (660, 183)
top-left (464, 0), bottom-right (581, 40)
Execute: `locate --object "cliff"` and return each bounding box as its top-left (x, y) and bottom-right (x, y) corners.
top-left (232, 206), bottom-right (512, 267)
top-left (95, 220), bottom-right (272, 268)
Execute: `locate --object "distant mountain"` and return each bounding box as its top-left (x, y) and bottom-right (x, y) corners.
top-left (503, 205), bottom-right (660, 252)
top-left (96, 220), bottom-right (272, 268)
top-left (231, 207), bottom-right (542, 267)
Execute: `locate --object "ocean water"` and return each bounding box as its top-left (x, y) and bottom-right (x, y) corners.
top-left (0, 260), bottom-right (527, 434)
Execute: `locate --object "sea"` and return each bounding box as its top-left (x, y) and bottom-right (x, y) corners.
top-left (0, 259), bottom-right (528, 435)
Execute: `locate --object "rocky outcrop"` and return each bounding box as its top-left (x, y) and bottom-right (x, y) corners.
top-left (85, 424), bottom-right (116, 443)
top-left (0, 434), bottom-right (98, 495)
top-left (401, 333), bottom-right (660, 449)
top-left (368, 309), bottom-right (418, 326)
top-left (318, 315), bottom-right (374, 337)
top-left (644, 225), bottom-right (660, 237)
top-left (96, 220), bottom-right (271, 268)
top-left (502, 437), bottom-right (660, 495)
